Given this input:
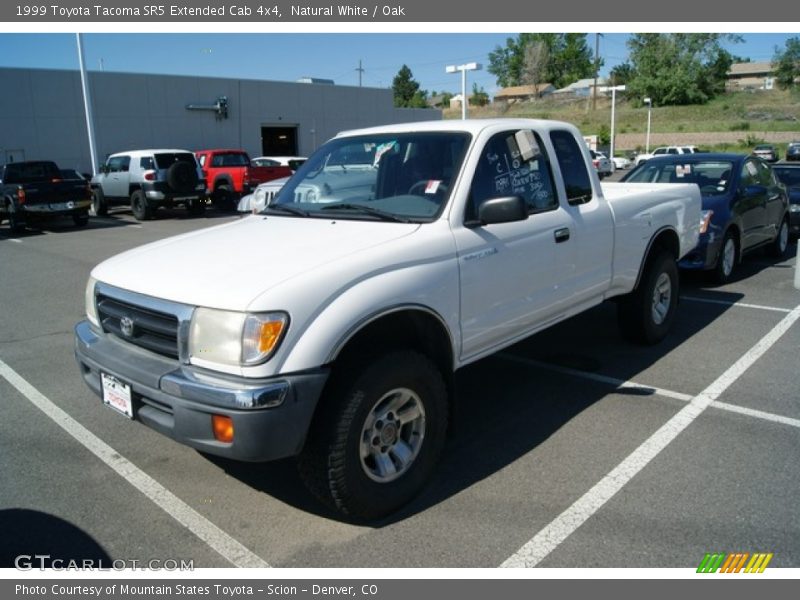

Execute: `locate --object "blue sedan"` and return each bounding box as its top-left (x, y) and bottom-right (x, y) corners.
top-left (772, 163), bottom-right (800, 235)
top-left (622, 154), bottom-right (790, 283)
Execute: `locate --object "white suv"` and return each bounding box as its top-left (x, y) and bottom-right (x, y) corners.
top-left (636, 145), bottom-right (699, 166)
top-left (91, 149), bottom-right (207, 220)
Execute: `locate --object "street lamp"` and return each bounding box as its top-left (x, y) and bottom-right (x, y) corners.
top-left (446, 62), bottom-right (482, 120)
top-left (643, 97), bottom-right (652, 154)
top-left (609, 85), bottom-right (626, 163)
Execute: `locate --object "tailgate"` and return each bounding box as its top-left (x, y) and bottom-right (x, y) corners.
top-left (249, 165), bottom-right (293, 183)
top-left (22, 180), bottom-right (90, 205)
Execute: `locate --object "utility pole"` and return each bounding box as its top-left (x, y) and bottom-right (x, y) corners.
top-left (592, 33), bottom-right (602, 111)
top-left (356, 59), bottom-right (364, 87)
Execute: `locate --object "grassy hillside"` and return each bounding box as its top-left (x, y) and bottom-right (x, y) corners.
top-left (444, 88), bottom-right (800, 154)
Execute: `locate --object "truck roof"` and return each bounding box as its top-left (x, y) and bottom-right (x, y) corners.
top-left (335, 118), bottom-right (582, 138)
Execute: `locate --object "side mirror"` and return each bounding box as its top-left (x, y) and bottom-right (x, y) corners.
top-left (475, 195), bottom-right (528, 226)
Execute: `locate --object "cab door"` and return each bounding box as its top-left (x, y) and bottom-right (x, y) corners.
top-left (454, 129), bottom-right (570, 360)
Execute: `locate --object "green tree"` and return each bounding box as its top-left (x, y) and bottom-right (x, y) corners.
top-left (392, 64), bottom-right (422, 107)
top-left (470, 83), bottom-right (490, 107)
top-left (609, 62), bottom-right (634, 86)
top-left (625, 33), bottom-right (740, 106)
top-left (488, 33), bottom-right (595, 89)
top-left (773, 37), bottom-right (800, 89)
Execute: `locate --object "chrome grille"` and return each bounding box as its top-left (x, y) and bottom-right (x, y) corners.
top-left (97, 295), bottom-right (179, 359)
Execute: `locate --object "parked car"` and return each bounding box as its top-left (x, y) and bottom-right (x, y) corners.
top-left (1, 160), bottom-right (92, 232)
top-left (622, 154), bottom-right (790, 283)
top-left (752, 144), bottom-right (779, 162)
top-left (589, 150), bottom-right (614, 178)
top-left (786, 142), bottom-right (800, 162)
top-left (635, 145), bottom-right (699, 166)
top-left (195, 149), bottom-right (293, 211)
top-left (91, 150), bottom-right (207, 220)
top-left (237, 176), bottom-right (291, 213)
top-left (772, 163), bottom-right (800, 235)
top-left (611, 155), bottom-right (632, 170)
top-left (75, 118), bottom-right (701, 520)
top-left (251, 156), bottom-right (307, 172)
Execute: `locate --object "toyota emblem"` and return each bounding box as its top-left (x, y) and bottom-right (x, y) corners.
top-left (120, 316), bottom-right (135, 338)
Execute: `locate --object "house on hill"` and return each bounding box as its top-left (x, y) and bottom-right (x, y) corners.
top-left (726, 62), bottom-right (775, 91)
top-left (493, 83), bottom-right (555, 105)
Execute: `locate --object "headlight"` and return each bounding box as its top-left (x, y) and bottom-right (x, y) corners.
top-left (85, 276), bottom-right (99, 327)
top-left (790, 204), bottom-right (800, 213)
top-left (699, 210), bottom-right (714, 234)
top-left (189, 308), bottom-right (288, 366)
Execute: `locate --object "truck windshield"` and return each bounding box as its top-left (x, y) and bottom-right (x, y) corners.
top-left (267, 132), bottom-right (470, 222)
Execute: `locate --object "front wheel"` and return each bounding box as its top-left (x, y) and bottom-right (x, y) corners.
top-left (618, 250), bottom-right (679, 345)
top-left (712, 230), bottom-right (737, 284)
top-left (298, 351), bottom-right (448, 521)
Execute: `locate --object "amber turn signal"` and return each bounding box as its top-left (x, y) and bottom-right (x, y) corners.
top-left (212, 415), bottom-right (234, 443)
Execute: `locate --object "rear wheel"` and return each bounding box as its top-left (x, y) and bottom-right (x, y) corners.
top-left (618, 250), bottom-right (679, 345)
top-left (130, 190), bottom-right (153, 221)
top-left (7, 206), bottom-right (25, 233)
top-left (213, 185), bottom-right (236, 212)
top-left (298, 351), bottom-right (448, 521)
top-left (767, 217), bottom-right (789, 258)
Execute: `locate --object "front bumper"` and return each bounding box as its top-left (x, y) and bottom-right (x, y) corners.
top-left (678, 232), bottom-right (722, 271)
top-left (74, 320), bottom-right (329, 462)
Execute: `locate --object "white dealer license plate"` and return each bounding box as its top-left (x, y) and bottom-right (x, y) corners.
top-left (101, 372), bottom-right (133, 418)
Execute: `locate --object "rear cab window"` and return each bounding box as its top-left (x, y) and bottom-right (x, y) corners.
top-left (549, 130), bottom-right (593, 205)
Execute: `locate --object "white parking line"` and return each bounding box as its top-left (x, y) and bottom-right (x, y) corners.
top-left (682, 295), bottom-right (793, 314)
top-left (498, 355), bottom-right (800, 429)
top-left (0, 358), bottom-right (270, 569)
top-left (500, 303), bottom-right (800, 568)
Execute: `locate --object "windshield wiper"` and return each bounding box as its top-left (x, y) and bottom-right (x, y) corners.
top-left (320, 203), bottom-right (413, 223)
top-left (262, 204), bottom-right (311, 217)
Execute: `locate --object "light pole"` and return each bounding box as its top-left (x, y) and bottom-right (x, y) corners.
top-left (446, 62), bottom-right (482, 120)
top-left (609, 85), bottom-right (626, 162)
top-left (644, 97), bottom-right (652, 153)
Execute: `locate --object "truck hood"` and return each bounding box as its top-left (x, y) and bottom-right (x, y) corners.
top-left (92, 216), bottom-right (420, 310)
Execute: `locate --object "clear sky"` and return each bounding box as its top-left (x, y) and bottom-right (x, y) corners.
top-left (0, 32), bottom-right (795, 96)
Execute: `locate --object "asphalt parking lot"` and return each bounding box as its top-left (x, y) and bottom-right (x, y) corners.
top-left (1, 204), bottom-right (798, 569)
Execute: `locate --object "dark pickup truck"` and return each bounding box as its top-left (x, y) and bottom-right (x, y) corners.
top-left (1, 161), bottom-right (92, 233)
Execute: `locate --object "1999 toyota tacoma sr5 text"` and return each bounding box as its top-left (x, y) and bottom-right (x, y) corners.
top-left (75, 119), bottom-right (701, 519)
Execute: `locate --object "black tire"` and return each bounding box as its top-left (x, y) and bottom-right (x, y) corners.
top-left (8, 209), bottom-right (25, 233)
top-left (72, 212), bottom-right (89, 227)
top-left (167, 161), bottom-right (198, 194)
top-left (767, 216), bottom-right (789, 258)
top-left (213, 184), bottom-right (236, 212)
top-left (130, 190), bottom-right (153, 221)
top-left (618, 250), bottom-right (679, 345)
top-left (91, 188), bottom-right (108, 217)
top-left (712, 230), bottom-right (738, 284)
top-left (186, 198), bottom-right (206, 217)
top-left (298, 351), bottom-right (448, 521)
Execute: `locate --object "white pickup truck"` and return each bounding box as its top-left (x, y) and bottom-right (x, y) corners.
top-left (75, 119), bottom-right (701, 520)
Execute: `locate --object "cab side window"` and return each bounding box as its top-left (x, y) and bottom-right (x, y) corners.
top-left (108, 156), bottom-right (130, 173)
top-left (550, 130), bottom-right (592, 205)
top-left (467, 130), bottom-right (556, 222)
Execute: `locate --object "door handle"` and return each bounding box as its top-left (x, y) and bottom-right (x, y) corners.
top-left (554, 228), bottom-right (570, 243)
